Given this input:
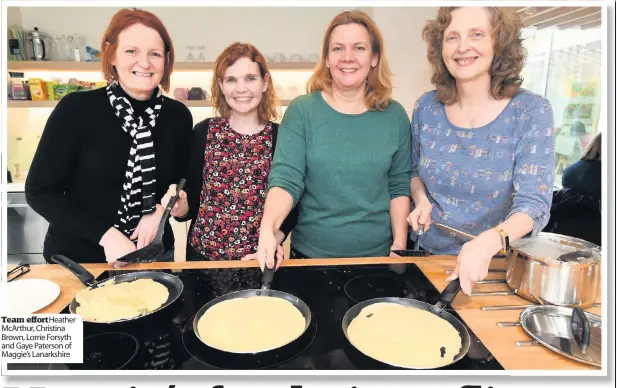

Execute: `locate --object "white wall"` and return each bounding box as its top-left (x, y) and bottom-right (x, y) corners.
top-left (7, 6), bottom-right (22, 26)
top-left (18, 6), bottom-right (370, 62)
top-left (16, 6), bottom-right (436, 110)
top-left (372, 6), bottom-right (436, 112)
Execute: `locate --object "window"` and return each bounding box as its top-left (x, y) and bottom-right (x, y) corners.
top-left (520, 27), bottom-right (602, 189)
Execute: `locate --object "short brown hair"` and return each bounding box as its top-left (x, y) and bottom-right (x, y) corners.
top-left (211, 43), bottom-right (278, 125)
top-left (307, 10), bottom-right (392, 111)
top-left (422, 7), bottom-right (526, 105)
top-left (100, 8), bottom-right (175, 92)
top-left (581, 132), bottom-right (601, 161)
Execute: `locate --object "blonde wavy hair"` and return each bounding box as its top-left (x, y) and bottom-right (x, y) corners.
top-left (422, 7), bottom-right (526, 105)
top-left (307, 10), bottom-right (393, 111)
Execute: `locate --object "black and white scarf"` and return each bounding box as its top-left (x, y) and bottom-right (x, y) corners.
top-left (107, 82), bottom-right (163, 236)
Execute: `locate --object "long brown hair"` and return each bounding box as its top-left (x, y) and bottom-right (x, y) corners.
top-left (581, 132), bottom-right (601, 161)
top-left (211, 42), bottom-right (278, 124)
top-left (306, 10), bottom-right (392, 111)
top-left (101, 8), bottom-right (174, 92)
top-left (422, 7), bottom-right (526, 105)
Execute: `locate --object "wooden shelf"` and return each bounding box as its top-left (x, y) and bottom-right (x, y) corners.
top-left (8, 99), bottom-right (293, 108)
top-left (8, 61), bottom-right (316, 72)
top-left (8, 100), bottom-right (58, 107)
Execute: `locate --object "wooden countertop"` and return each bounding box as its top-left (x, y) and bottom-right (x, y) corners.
top-left (4, 256), bottom-right (602, 371)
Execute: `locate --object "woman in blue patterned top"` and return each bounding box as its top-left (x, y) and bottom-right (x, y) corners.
top-left (408, 7), bottom-right (556, 294)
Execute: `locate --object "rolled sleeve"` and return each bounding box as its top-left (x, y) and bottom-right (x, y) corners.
top-left (508, 97), bottom-right (556, 236)
top-left (267, 100), bottom-right (307, 207)
top-left (388, 109), bottom-right (412, 199)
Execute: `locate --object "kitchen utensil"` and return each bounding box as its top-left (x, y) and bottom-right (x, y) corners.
top-left (289, 53), bottom-right (304, 62)
top-left (481, 303), bottom-right (601, 312)
top-left (307, 53), bottom-right (319, 62)
top-left (67, 34), bottom-right (86, 62)
top-left (7, 264), bottom-right (30, 282)
top-left (196, 45), bottom-right (207, 62)
top-left (173, 88), bottom-right (189, 100)
top-left (26, 27), bottom-right (51, 60)
top-left (188, 87), bottom-right (207, 100)
top-left (50, 254), bottom-right (184, 324)
top-left (390, 225), bottom-right (431, 257)
top-left (49, 34), bottom-right (70, 61)
top-left (414, 223), bottom-right (425, 250)
top-left (6, 278), bottom-right (60, 314)
top-left (342, 279), bottom-right (470, 369)
top-left (435, 222), bottom-right (476, 240)
top-left (436, 223), bottom-right (601, 308)
top-left (191, 256), bottom-right (312, 355)
top-left (272, 53), bottom-right (286, 62)
top-left (506, 233), bottom-right (601, 308)
top-left (117, 178), bottom-right (186, 264)
top-left (518, 305), bottom-right (600, 366)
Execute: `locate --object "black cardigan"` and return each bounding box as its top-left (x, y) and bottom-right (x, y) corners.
top-left (177, 118), bottom-right (298, 260)
top-left (25, 87), bottom-right (193, 263)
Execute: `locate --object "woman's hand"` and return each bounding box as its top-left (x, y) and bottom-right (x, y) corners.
top-left (389, 242), bottom-right (405, 258)
top-left (256, 228), bottom-right (281, 271)
top-left (241, 245), bottom-right (285, 267)
top-left (100, 227), bottom-right (136, 267)
top-left (161, 184), bottom-right (188, 218)
top-left (446, 229), bottom-right (502, 295)
top-left (130, 205), bottom-right (164, 249)
top-left (407, 198), bottom-right (433, 233)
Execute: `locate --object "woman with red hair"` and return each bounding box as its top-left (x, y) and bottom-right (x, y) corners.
top-left (162, 42), bottom-right (296, 263)
top-left (26, 8), bottom-right (192, 266)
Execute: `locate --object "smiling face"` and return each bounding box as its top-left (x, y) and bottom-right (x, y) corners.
top-left (218, 56), bottom-right (268, 116)
top-left (326, 23), bottom-right (378, 91)
top-left (442, 7), bottom-right (494, 83)
top-left (111, 23), bottom-right (166, 99)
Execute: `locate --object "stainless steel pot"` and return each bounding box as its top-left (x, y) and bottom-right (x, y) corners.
top-left (506, 233), bottom-right (601, 308)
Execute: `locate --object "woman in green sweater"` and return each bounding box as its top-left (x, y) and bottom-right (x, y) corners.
top-left (257, 10), bottom-right (412, 270)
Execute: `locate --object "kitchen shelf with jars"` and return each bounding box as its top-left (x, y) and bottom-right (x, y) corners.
top-left (8, 60), bottom-right (315, 110)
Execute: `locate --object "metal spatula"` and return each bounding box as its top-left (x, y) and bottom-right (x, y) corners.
top-left (117, 178), bottom-right (187, 264)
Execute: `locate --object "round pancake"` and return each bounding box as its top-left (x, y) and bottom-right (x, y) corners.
top-left (347, 302), bottom-right (462, 368)
top-left (197, 296), bottom-right (306, 353)
top-left (75, 278), bottom-right (169, 322)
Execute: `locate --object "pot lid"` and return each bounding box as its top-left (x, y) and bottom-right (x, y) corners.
top-left (520, 305), bottom-right (601, 367)
top-left (27, 27), bottom-right (48, 38)
top-left (510, 233), bottom-right (601, 264)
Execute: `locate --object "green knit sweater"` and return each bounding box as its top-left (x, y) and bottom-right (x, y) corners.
top-left (268, 91), bottom-right (412, 258)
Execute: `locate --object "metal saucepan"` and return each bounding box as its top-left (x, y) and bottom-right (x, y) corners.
top-left (519, 305), bottom-right (601, 367)
top-left (188, 259), bottom-right (313, 363)
top-left (342, 278), bottom-right (471, 369)
top-left (50, 254), bottom-right (184, 324)
top-left (435, 224), bottom-right (601, 308)
top-left (506, 233), bottom-right (601, 308)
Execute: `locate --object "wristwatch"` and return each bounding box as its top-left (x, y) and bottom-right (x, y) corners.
top-left (493, 226), bottom-right (510, 254)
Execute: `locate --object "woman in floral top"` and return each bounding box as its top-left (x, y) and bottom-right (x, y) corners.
top-left (162, 43), bottom-right (296, 263)
top-left (408, 7), bottom-right (556, 294)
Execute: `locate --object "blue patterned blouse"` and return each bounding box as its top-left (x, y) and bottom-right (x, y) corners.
top-left (411, 89), bottom-right (556, 255)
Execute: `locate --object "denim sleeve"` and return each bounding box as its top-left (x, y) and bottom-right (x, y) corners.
top-left (410, 100), bottom-right (422, 179)
top-left (507, 97), bottom-right (556, 236)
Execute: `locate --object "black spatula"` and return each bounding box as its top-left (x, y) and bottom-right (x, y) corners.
top-left (391, 224), bottom-right (431, 257)
top-left (117, 178), bottom-right (186, 264)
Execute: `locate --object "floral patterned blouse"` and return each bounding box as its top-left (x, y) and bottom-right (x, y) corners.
top-left (189, 118), bottom-right (274, 260)
top-left (410, 89), bottom-right (556, 255)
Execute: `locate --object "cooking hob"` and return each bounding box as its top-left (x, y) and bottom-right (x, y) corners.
top-left (8, 263), bottom-right (503, 370)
